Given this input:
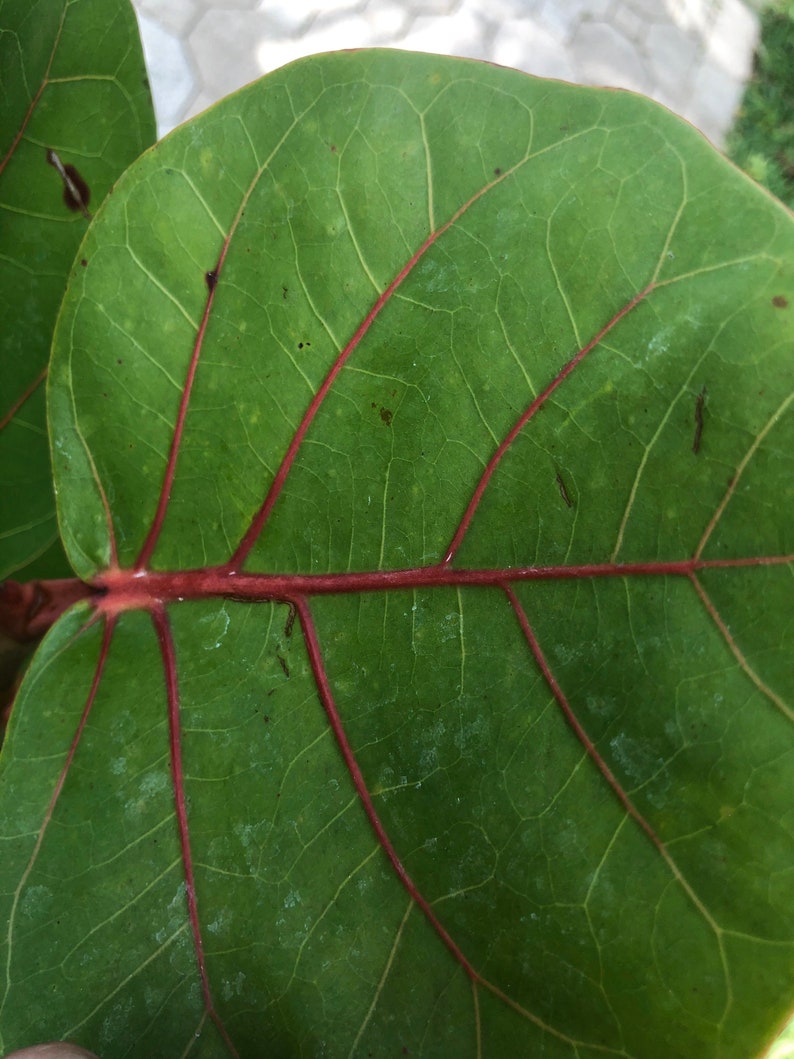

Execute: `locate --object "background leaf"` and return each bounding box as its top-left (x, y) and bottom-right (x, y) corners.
top-left (2, 52), bottom-right (793, 1057)
top-left (0, 0), bottom-right (155, 583)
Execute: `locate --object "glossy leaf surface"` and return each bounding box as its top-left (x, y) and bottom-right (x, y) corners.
top-left (0, 0), bottom-right (155, 581)
top-left (2, 52), bottom-right (793, 1057)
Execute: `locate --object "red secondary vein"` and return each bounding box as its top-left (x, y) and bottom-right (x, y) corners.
top-left (505, 584), bottom-right (662, 837)
top-left (135, 244), bottom-right (231, 571)
top-left (227, 171), bottom-right (515, 573)
top-left (443, 282), bottom-right (656, 564)
top-left (152, 606), bottom-right (240, 1058)
top-left (688, 571), bottom-right (794, 722)
top-left (502, 585), bottom-right (721, 932)
top-left (0, 366), bottom-right (47, 432)
top-left (1, 613), bottom-right (114, 1021)
top-left (295, 596), bottom-right (479, 980)
top-left (0, 4), bottom-right (67, 178)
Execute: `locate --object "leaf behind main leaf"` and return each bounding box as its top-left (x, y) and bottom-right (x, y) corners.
top-left (0, 0), bottom-right (156, 582)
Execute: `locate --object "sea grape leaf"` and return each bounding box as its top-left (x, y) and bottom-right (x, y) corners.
top-left (1, 51), bottom-right (793, 1057)
top-left (0, 0), bottom-right (155, 582)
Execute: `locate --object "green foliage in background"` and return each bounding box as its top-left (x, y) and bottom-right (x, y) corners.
top-left (728, 2), bottom-right (794, 208)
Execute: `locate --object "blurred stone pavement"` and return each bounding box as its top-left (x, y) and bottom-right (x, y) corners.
top-left (130, 0), bottom-right (760, 146)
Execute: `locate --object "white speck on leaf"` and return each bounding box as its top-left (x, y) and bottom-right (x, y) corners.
top-left (283, 888), bottom-right (301, 909)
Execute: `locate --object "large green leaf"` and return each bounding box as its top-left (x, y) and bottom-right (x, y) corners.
top-left (2, 52), bottom-right (793, 1057)
top-left (0, 0), bottom-right (155, 582)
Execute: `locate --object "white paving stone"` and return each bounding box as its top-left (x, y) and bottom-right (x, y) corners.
top-left (409, 0), bottom-right (462, 13)
top-left (255, 0), bottom-right (315, 36)
top-left (646, 21), bottom-right (700, 101)
top-left (492, 19), bottom-right (577, 82)
top-left (256, 35), bottom-right (315, 73)
top-left (189, 10), bottom-right (271, 98)
top-left (201, 0), bottom-right (261, 8)
top-left (571, 20), bottom-right (651, 94)
top-left (685, 54), bottom-right (744, 144)
top-left (536, 0), bottom-right (612, 43)
top-left (284, 12), bottom-right (377, 53)
top-left (183, 89), bottom-right (217, 124)
top-left (362, 1), bottom-right (410, 40)
top-left (457, 0), bottom-right (543, 18)
top-left (399, 12), bottom-right (491, 60)
top-left (130, 0), bottom-right (759, 145)
top-left (669, 0), bottom-right (719, 36)
top-left (707, 0), bottom-right (758, 79)
top-left (137, 14), bottom-right (197, 135)
top-left (135, 0), bottom-right (199, 36)
top-left (261, 0), bottom-right (363, 19)
top-left (610, 4), bottom-right (646, 45)
top-left (623, 0), bottom-right (664, 19)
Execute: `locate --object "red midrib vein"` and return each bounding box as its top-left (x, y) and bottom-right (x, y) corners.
top-left (95, 552), bottom-right (791, 614)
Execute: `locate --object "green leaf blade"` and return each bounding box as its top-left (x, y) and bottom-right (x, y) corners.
top-left (3, 51), bottom-right (793, 1056)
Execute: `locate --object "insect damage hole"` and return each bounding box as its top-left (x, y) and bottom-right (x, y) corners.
top-left (46, 149), bottom-right (91, 219)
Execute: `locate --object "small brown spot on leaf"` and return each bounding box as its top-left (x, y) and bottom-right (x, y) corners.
top-left (772, 295), bottom-right (788, 308)
top-left (692, 385), bottom-right (707, 454)
top-left (80, 258), bottom-right (88, 267)
top-left (46, 149), bottom-right (91, 218)
top-left (205, 269), bottom-right (218, 292)
top-left (379, 407), bottom-right (393, 426)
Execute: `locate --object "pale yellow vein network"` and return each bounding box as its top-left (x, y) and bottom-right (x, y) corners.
top-left (610, 165), bottom-right (688, 562)
top-left (179, 1010), bottom-right (210, 1059)
top-left (62, 920), bottom-right (191, 1039)
top-left (696, 386), bottom-right (794, 560)
top-left (59, 856), bottom-right (182, 971)
top-left (348, 898), bottom-right (414, 1057)
top-left (276, 845), bottom-right (381, 1003)
top-left (419, 110), bottom-right (435, 232)
top-left (123, 207), bottom-right (201, 330)
top-left (610, 160), bottom-right (783, 561)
